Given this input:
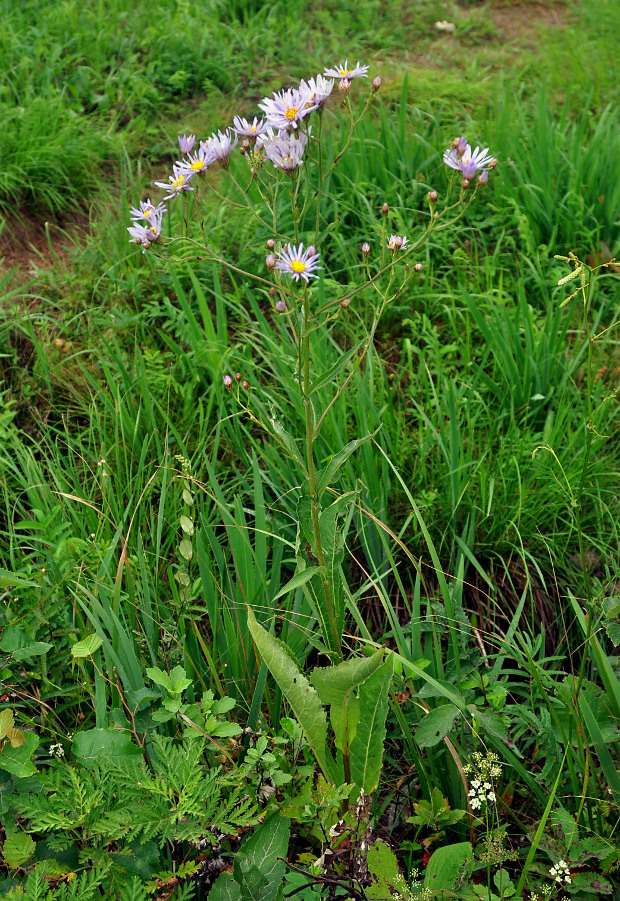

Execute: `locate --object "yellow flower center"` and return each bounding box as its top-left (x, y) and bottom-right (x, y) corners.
top-left (339, 68), bottom-right (352, 77)
top-left (172, 175), bottom-right (186, 189)
top-left (251, 124), bottom-right (257, 132)
top-left (144, 209), bottom-right (152, 217)
top-left (285, 106), bottom-right (299, 121)
top-left (190, 159), bottom-right (204, 170)
top-left (290, 260), bottom-right (307, 274)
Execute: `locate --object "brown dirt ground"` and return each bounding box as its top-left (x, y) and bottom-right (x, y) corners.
top-left (490, 0), bottom-right (566, 46)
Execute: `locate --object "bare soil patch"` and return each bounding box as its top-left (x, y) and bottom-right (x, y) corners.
top-left (490, 1), bottom-right (566, 46)
top-left (0, 211), bottom-right (85, 284)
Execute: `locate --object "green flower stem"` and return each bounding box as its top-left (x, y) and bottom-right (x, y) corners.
top-left (302, 289), bottom-right (342, 660)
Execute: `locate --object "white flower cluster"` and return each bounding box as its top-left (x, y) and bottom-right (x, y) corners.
top-left (464, 750), bottom-right (501, 812)
top-left (49, 743), bottom-right (64, 758)
top-left (549, 859), bottom-right (571, 885)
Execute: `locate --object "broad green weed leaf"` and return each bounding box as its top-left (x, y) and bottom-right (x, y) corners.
top-left (415, 704), bottom-right (461, 748)
top-left (72, 729), bottom-right (142, 767)
top-left (71, 634), bottom-right (103, 658)
top-left (316, 428), bottom-right (381, 498)
top-left (3, 832), bottom-right (35, 868)
top-left (247, 609), bottom-right (336, 783)
top-left (349, 655), bottom-right (393, 793)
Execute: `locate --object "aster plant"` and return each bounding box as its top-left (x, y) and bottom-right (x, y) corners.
top-left (126, 63), bottom-right (497, 795)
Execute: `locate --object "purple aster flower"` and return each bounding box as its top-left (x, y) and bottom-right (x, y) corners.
top-left (223, 374), bottom-right (233, 388)
top-left (443, 142), bottom-right (494, 179)
top-left (387, 235), bottom-right (408, 252)
top-left (232, 116), bottom-right (268, 139)
top-left (324, 59), bottom-right (369, 80)
top-left (177, 144), bottom-right (215, 176)
top-left (276, 243), bottom-right (321, 282)
top-left (298, 75), bottom-right (334, 109)
top-left (258, 85), bottom-right (316, 131)
top-left (178, 134), bottom-right (196, 155)
top-left (154, 165), bottom-right (195, 200)
top-left (201, 129), bottom-right (237, 166)
top-left (129, 198), bottom-right (166, 223)
top-left (261, 130), bottom-right (308, 172)
top-left (275, 300), bottom-right (286, 312)
top-left (128, 219), bottom-right (162, 250)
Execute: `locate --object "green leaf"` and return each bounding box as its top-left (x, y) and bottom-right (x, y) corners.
top-left (71, 634), bottom-right (103, 658)
top-left (0, 627), bottom-right (51, 660)
top-left (234, 814), bottom-right (290, 901)
top-left (0, 569), bottom-right (38, 589)
top-left (72, 729), bottom-right (142, 767)
top-left (247, 608), bottom-right (337, 783)
top-left (310, 341), bottom-right (363, 396)
top-left (3, 832), bottom-right (36, 869)
top-left (12, 642), bottom-right (52, 661)
top-left (310, 651), bottom-right (386, 753)
top-left (182, 490), bottom-right (194, 506)
top-left (349, 656), bottom-right (393, 793)
top-left (366, 841), bottom-right (400, 899)
top-left (273, 565), bottom-right (325, 602)
top-left (179, 538), bottom-right (193, 561)
top-left (0, 709), bottom-right (14, 741)
top-left (146, 666), bottom-right (173, 691)
top-left (209, 873), bottom-right (241, 901)
top-left (415, 704), bottom-right (461, 748)
top-left (0, 730), bottom-right (39, 778)
top-left (424, 842), bottom-right (474, 892)
top-left (180, 515), bottom-right (194, 536)
top-left (316, 428), bottom-right (381, 498)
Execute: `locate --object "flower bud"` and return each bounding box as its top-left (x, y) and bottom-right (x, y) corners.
top-left (338, 78), bottom-right (351, 95)
top-left (372, 76), bottom-right (381, 92)
top-left (457, 136), bottom-right (467, 158)
top-left (242, 380), bottom-right (250, 390)
top-left (414, 262), bottom-right (423, 271)
top-left (306, 244), bottom-right (317, 258)
top-left (427, 190), bottom-right (439, 204)
top-left (477, 170), bottom-right (489, 186)
top-left (235, 372), bottom-right (242, 382)
top-left (223, 375), bottom-right (233, 388)
top-left (269, 287), bottom-right (276, 298)
top-left (266, 254), bottom-right (276, 270)
top-left (266, 238), bottom-right (275, 250)
top-left (382, 202), bottom-right (389, 216)
top-left (275, 300), bottom-right (286, 312)
top-left (340, 297), bottom-right (351, 309)
top-left (462, 177), bottom-right (470, 189)
top-left (488, 158), bottom-right (498, 169)
top-left (361, 242), bottom-right (370, 257)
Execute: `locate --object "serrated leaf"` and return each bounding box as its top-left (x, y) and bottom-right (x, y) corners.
top-left (71, 634), bottom-right (103, 658)
top-left (180, 515), bottom-right (194, 536)
top-left (415, 704), bottom-right (461, 748)
top-left (366, 841), bottom-right (400, 899)
top-left (209, 872), bottom-right (241, 901)
top-left (72, 729), bottom-right (142, 767)
top-left (247, 608), bottom-right (337, 783)
top-left (3, 832), bottom-right (35, 868)
top-left (310, 651), bottom-right (386, 753)
top-left (179, 538), bottom-right (193, 561)
top-left (234, 814), bottom-right (290, 901)
top-left (0, 730), bottom-right (38, 777)
top-left (7, 728), bottom-right (25, 748)
top-left (349, 656), bottom-right (393, 793)
top-left (146, 667), bottom-right (173, 691)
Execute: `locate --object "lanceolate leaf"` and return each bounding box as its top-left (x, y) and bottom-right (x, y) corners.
top-left (273, 565), bottom-right (325, 601)
top-left (310, 341), bottom-right (363, 396)
top-left (349, 656), bottom-right (393, 793)
top-left (311, 651), bottom-right (386, 753)
top-left (316, 428), bottom-right (381, 498)
top-left (247, 608), bottom-right (337, 783)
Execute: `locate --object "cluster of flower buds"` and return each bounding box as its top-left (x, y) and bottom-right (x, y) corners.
top-left (444, 136), bottom-right (497, 187)
top-left (223, 373), bottom-right (250, 390)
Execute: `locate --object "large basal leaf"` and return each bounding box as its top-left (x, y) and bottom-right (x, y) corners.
top-left (424, 842), bottom-right (474, 892)
top-left (247, 609), bottom-right (337, 783)
top-left (416, 704), bottom-right (462, 748)
top-left (349, 656), bottom-right (393, 793)
top-left (0, 730), bottom-right (39, 778)
top-left (72, 729), bottom-right (143, 768)
top-left (310, 651), bottom-right (386, 753)
top-left (234, 814), bottom-right (290, 901)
